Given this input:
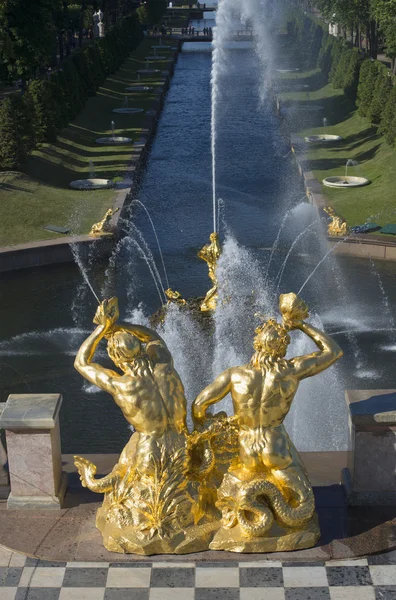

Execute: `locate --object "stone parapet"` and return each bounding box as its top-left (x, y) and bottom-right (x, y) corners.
top-left (0, 394), bottom-right (67, 509)
top-left (343, 389), bottom-right (396, 505)
top-left (0, 402), bottom-right (10, 499)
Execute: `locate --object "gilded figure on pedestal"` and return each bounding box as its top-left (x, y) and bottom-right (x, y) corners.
top-left (73, 292), bottom-right (343, 554)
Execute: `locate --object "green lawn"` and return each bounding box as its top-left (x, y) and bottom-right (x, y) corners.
top-left (278, 67), bottom-right (396, 230)
top-left (0, 38), bottom-right (175, 247)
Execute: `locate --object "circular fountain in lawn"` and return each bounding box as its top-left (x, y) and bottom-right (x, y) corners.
top-left (323, 176), bottom-right (370, 188)
top-left (96, 137), bottom-right (132, 145)
top-left (275, 68), bottom-right (299, 73)
top-left (112, 107), bottom-right (144, 114)
top-left (69, 179), bottom-right (113, 190)
top-left (305, 135), bottom-right (343, 143)
top-left (296, 105), bottom-right (324, 112)
top-left (126, 86), bottom-right (154, 92)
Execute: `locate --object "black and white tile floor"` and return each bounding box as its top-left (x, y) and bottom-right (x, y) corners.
top-left (1, 546), bottom-right (396, 599)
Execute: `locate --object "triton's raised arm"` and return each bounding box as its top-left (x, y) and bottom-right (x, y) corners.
top-left (289, 321), bottom-right (343, 380)
top-left (279, 292), bottom-right (343, 381)
top-left (74, 300), bottom-right (120, 393)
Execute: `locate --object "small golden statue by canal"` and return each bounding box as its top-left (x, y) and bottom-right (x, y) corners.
top-left (90, 208), bottom-right (118, 236)
top-left (198, 232), bottom-right (222, 312)
top-left (323, 206), bottom-right (349, 237)
top-left (74, 292), bottom-right (342, 554)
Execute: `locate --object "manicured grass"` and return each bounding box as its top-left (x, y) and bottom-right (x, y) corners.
top-left (278, 67), bottom-right (396, 230)
top-left (0, 38), bottom-right (175, 247)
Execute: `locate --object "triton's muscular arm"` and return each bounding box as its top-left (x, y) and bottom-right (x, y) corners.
top-left (192, 369), bottom-right (232, 424)
top-left (289, 322), bottom-right (343, 381)
top-left (74, 324), bottom-right (120, 392)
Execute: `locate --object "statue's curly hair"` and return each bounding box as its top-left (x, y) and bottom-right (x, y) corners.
top-left (251, 319), bottom-right (290, 370)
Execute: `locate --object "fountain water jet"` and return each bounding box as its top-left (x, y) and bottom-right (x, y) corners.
top-left (132, 200), bottom-right (170, 289)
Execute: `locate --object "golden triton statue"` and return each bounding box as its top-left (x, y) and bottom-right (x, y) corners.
top-left (74, 293), bottom-right (342, 554)
top-left (193, 292), bottom-right (343, 552)
top-left (74, 297), bottom-right (235, 554)
top-left (198, 232), bottom-right (221, 312)
top-left (90, 208), bottom-right (118, 236)
top-left (323, 206), bottom-right (349, 237)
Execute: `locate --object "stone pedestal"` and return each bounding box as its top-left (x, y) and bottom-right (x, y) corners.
top-left (342, 389), bottom-right (396, 506)
top-left (0, 402), bottom-right (10, 499)
top-left (0, 394), bottom-right (67, 509)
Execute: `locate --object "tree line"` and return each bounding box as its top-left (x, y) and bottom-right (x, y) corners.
top-left (288, 12), bottom-right (396, 148)
top-left (293, 0), bottom-right (396, 73)
top-left (0, 0), bottom-right (166, 84)
top-left (0, 12), bottom-right (144, 169)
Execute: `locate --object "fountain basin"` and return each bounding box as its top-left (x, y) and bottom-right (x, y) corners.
top-left (296, 105), bottom-right (324, 112)
top-left (95, 136), bottom-right (132, 145)
top-left (69, 179), bottom-right (113, 190)
top-left (322, 176), bottom-right (370, 188)
top-left (145, 56), bottom-right (166, 61)
top-left (305, 135), bottom-right (343, 143)
top-left (112, 108), bottom-right (144, 114)
top-left (275, 68), bottom-right (299, 73)
top-left (137, 69), bottom-right (160, 75)
top-left (126, 86), bottom-right (154, 92)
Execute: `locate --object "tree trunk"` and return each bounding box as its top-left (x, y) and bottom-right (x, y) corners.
top-left (58, 34), bottom-right (64, 62)
top-left (79, 0), bottom-right (87, 48)
top-left (369, 20), bottom-right (378, 59)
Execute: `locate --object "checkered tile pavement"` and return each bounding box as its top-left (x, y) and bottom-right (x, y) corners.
top-left (1, 548), bottom-right (396, 599)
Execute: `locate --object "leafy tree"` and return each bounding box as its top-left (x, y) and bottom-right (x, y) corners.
top-left (379, 84), bottom-right (396, 145)
top-left (357, 59), bottom-right (379, 116)
top-left (317, 32), bottom-right (335, 76)
top-left (368, 63), bottom-right (392, 123)
top-left (330, 41), bottom-right (348, 86)
top-left (0, 0), bottom-right (60, 80)
top-left (49, 69), bottom-right (71, 127)
top-left (343, 47), bottom-right (363, 99)
top-left (372, 0), bottom-right (396, 71)
top-left (28, 79), bottom-right (58, 142)
top-left (0, 93), bottom-right (34, 169)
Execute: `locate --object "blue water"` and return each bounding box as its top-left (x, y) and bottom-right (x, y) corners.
top-left (1, 43), bottom-right (396, 452)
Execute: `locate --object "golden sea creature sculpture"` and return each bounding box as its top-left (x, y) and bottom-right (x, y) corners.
top-left (193, 292), bottom-right (343, 552)
top-left (73, 293), bottom-right (342, 554)
top-left (198, 232), bottom-right (221, 312)
top-left (90, 208), bottom-right (119, 236)
top-left (165, 288), bottom-right (186, 305)
top-left (323, 206), bottom-right (349, 237)
top-left (73, 297), bottom-right (237, 554)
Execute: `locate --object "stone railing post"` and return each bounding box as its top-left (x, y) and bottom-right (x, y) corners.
top-left (343, 389), bottom-right (396, 505)
top-left (0, 394), bottom-right (68, 509)
top-left (0, 402), bottom-right (10, 499)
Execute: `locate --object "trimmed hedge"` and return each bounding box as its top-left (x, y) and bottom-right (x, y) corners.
top-left (0, 12), bottom-right (143, 171)
top-left (28, 79), bottom-right (58, 143)
top-left (357, 60), bottom-right (380, 117)
top-left (379, 85), bottom-right (396, 146)
top-left (367, 64), bottom-right (392, 124)
top-left (289, 11), bottom-right (396, 149)
top-left (0, 94), bottom-right (35, 169)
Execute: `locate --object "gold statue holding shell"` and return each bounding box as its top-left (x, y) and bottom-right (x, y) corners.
top-left (74, 292), bottom-right (342, 554)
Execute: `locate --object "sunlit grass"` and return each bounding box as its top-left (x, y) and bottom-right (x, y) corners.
top-left (278, 67), bottom-right (396, 230)
top-left (0, 38), bottom-right (175, 246)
